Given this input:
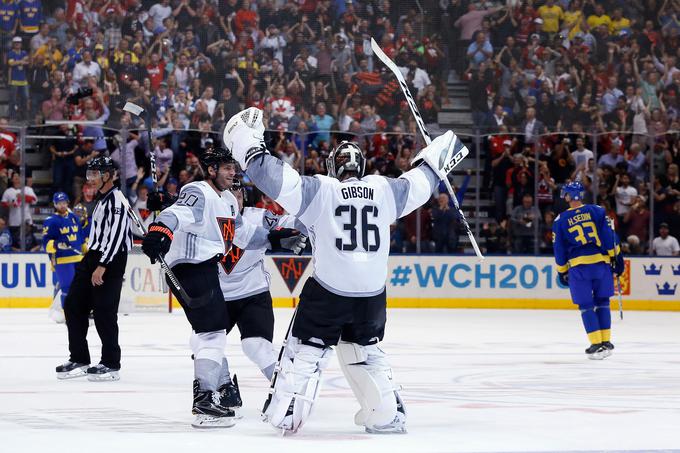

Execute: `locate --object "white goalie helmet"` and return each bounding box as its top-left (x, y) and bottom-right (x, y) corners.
top-left (327, 141), bottom-right (366, 180)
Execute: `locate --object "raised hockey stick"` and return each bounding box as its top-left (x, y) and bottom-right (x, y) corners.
top-left (123, 102), bottom-right (158, 189)
top-left (119, 193), bottom-right (212, 308)
top-left (370, 38), bottom-right (484, 261)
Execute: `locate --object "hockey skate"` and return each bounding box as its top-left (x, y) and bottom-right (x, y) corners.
top-left (601, 341), bottom-right (615, 358)
top-left (192, 380), bottom-right (236, 429)
top-left (585, 343), bottom-right (607, 360)
top-left (86, 364), bottom-right (120, 381)
top-left (217, 375), bottom-right (243, 418)
top-left (56, 361), bottom-right (89, 379)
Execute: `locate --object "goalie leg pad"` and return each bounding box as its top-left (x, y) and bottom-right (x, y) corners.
top-left (337, 341), bottom-right (407, 433)
top-left (242, 336), bottom-right (277, 379)
top-left (411, 130), bottom-right (469, 179)
top-left (191, 330), bottom-right (227, 391)
top-left (263, 338), bottom-right (333, 433)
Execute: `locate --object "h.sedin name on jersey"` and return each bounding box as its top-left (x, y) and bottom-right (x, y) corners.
top-left (341, 186), bottom-right (374, 200)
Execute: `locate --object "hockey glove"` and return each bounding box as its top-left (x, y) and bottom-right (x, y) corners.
top-left (268, 227), bottom-right (305, 253)
top-left (147, 191), bottom-right (169, 212)
top-left (142, 222), bottom-right (173, 264)
top-left (558, 272), bottom-right (569, 287)
top-left (611, 253), bottom-right (624, 276)
top-left (223, 107), bottom-right (269, 169)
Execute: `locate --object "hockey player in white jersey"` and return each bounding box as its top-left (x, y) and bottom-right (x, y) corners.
top-left (141, 148), bottom-right (302, 429)
top-left (223, 107), bottom-right (469, 435)
top-left (218, 179), bottom-right (307, 385)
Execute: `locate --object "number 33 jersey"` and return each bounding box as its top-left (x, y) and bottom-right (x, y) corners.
top-left (552, 204), bottom-right (619, 273)
top-left (247, 155), bottom-right (438, 297)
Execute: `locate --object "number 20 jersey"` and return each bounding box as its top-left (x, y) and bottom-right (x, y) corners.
top-left (246, 155), bottom-right (438, 297)
top-left (158, 181), bottom-right (254, 268)
top-left (552, 203), bottom-right (618, 273)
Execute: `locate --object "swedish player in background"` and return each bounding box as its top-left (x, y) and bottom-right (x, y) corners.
top-left (43, 192), bottom-right (86, 322)
top-left (553, 181), bottom-right (624, 360)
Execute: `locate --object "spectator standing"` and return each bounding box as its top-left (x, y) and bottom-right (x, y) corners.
top-left (312, 102), bottom-right (334, 148)
top-left (18, 0), bottom-right (41, 35)
top-left (623, 196), bottom-right (650, 251)
top-left (571, 137), bottom-right (594, 172)
top-left (0, 0), bottom-right (19, 84)
top-left (0, 217), bottom-right (11, 252)
top-left (49, 124), bottom-right (77, 197)
top-left (510, 193), bottom-right (541, 253)
top-left (1, 171), bottom-right (37, 237)
top-left (41, 86), bottom-right (67, 121)
top-left (466, 31), bottom-right (493, 69)
top-left (73, 50), bottom-right (101, 88)
top-left (431, 193), bottom-right (459, 253)
top-left (613, 173), bottom-right (638, 225)
top-left (652, 223), bottom-right (680, 256)
top-left (520, 107), bottom-right (545, 147)
top-left (8, 36), bottom-right (29, 121)
top-left (626, 143), bottom-right (647, 184)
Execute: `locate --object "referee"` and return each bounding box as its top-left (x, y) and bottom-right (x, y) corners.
top-left (56, 157), bottom-right (132, 382)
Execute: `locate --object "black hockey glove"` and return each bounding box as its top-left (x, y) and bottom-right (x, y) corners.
top-left (558, 272), bottom-right (569, 287)
top-left (268, 227), bottom-right (306, 253)
top-left (146, 191), bottom-right (165, 212)
top-left (142, 222), bottom-right (173, 264)
top-left (611, 253), bottom-right (624, 276)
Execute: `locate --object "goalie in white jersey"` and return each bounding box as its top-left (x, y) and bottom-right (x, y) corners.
top-left (218, 179), bottom-right (306, 384)
top-left (223, 107), bottom-right (469, 434)
top-left (141, 148), bottom-right (302, 429)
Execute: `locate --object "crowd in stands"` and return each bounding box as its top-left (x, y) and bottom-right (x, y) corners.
top-left (452, 0), bottom-right (680, 255)
top-left (1, 0), bottom-right (678, 255)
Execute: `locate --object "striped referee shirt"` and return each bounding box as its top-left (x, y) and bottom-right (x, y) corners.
top-left (88, 186), bottom-right (132, 266)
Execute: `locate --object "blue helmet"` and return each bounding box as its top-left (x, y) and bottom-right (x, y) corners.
top-left (53, 192), bottom-right (69, 205)
top-left (561, 181), bottom-right (585, 201)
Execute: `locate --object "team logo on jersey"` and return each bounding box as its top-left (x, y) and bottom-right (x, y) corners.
top-left (216, 217), bottom-right (235, 253)
top-left (220, 246), bottom-right (243, 274)
top-left (272, 257), bottom-right (311, 292)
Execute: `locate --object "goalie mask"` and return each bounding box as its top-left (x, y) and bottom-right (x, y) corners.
top-left (327, 141), bottom-right (366, 180)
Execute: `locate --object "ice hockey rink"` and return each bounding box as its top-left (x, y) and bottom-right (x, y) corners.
top-left (1, 308), bottom-right (679, 453)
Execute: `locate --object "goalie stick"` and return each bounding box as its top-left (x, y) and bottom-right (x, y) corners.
top-left (261, 305), bottom-right (299, 426)
top-left (370, 38), bottom-right (484, 261)
top-left (118, 193), bottom-right (213, 308)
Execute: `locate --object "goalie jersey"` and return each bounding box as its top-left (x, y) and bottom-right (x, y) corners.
top-left (247, 155), bottom-right (437, 296)
top-left (218, 207), bottom-right (303, 301)
top-left (156, 181), bottom-right (263, 268)
top-left (552, 204), bottom-right (619, 273)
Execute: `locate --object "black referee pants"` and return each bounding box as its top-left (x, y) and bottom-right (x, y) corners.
top-left (64, 250), bottom-right (127, 369)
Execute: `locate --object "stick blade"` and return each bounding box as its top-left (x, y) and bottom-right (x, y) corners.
top-left (123, 101), bottom-right (145, 116)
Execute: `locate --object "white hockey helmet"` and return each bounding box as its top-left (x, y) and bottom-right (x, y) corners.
top-left (327, 141), bottom-right (366, 180)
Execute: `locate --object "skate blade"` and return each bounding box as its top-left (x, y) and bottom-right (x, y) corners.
top-left (57, 368), bottom-right (88, 380)
top-left (87, 372), bottom-right (120, 381)
top-left (587, 353), bottom-right (605, 360)
top-left (192, 414), bottom-right (236, 429)
top-left (365, 426), bottom-right (408, 434)
top-left (602, 349), bottom-right (613, 358)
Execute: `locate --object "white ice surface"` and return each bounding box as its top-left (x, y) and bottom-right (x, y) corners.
top-left (0, 309), bottom-right (679, 453)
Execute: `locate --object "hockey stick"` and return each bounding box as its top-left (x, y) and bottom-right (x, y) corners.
top-left (119, 193), bottom-right (211, 307)
top-left (370, 38), bottom-right (484, 261)
top-left (608, 217), bottom-right (624, 320)
top-left (261, 304), bottom-right (299, 420)
top-left (123, 102), bottom-right (158, 190)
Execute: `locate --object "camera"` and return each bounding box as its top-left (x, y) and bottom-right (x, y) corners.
top-left (66, 87), bottom-right (94, 105)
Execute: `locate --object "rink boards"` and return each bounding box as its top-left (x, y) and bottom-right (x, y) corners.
top-left (0, 254), bottom-right (678, 310)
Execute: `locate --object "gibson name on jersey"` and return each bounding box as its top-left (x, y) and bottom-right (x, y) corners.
top-left (341, 186), bottom-right (374, 201)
